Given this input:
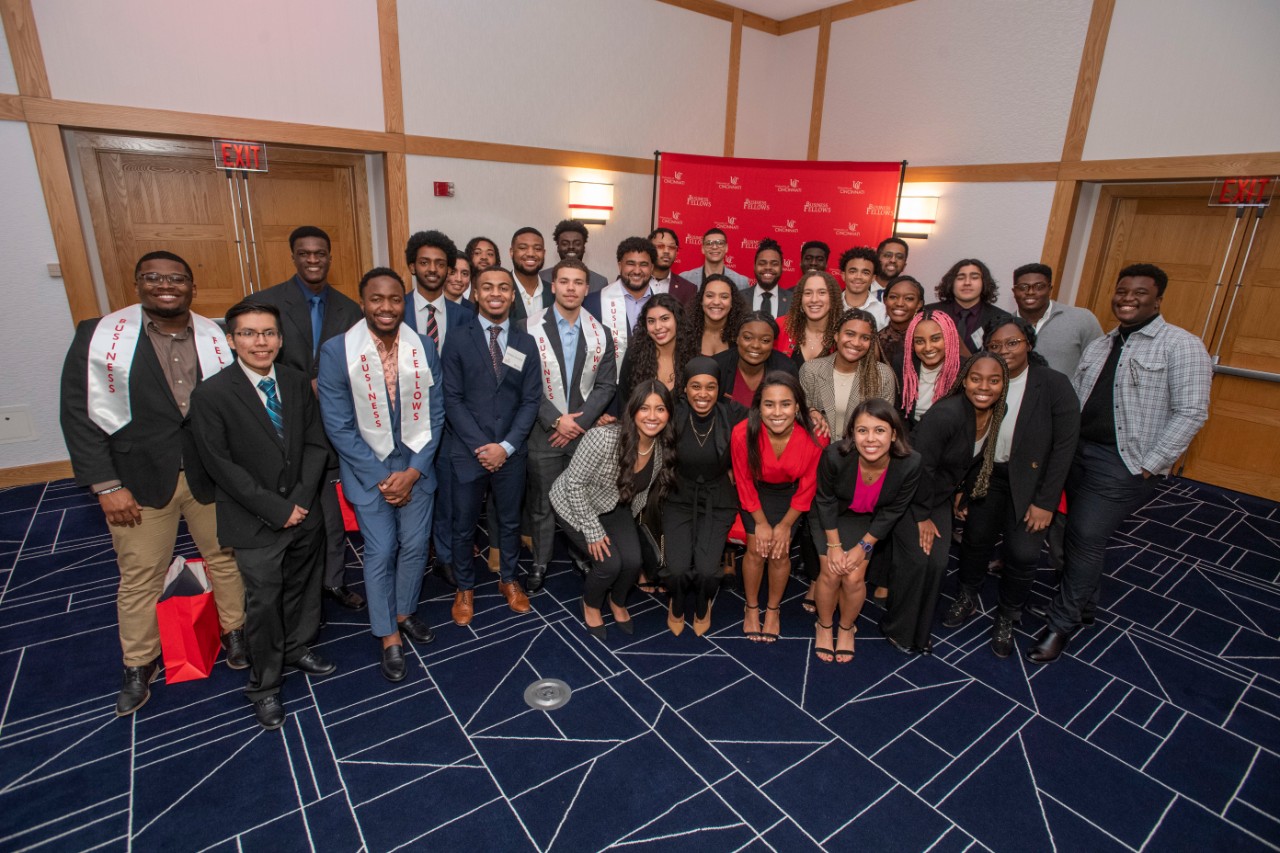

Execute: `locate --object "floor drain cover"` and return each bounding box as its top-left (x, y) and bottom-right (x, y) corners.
top-left (524, 678), bottom-right (572, 711)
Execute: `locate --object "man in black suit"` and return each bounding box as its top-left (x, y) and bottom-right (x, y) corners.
top-left (60, 251), bottom-right (247, 717)
top-left (248, 225), bottom-right (366, 611)
top-left (538, 219), bottom-right (610, 293)
top-left (743, 238), bottom-right (791, 320)
top-left (925, 258), bottom-right (1010, 355)
top-left (524, 258), bottom-right (617, 592)
top-left (442, 267), bottom-right (542, 624)
top-left (190, 301), bottom-right (337, 729)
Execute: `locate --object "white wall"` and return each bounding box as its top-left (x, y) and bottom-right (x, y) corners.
top-left (0, 120), bottom-right (74, 468)
top-left (0, 18), bottom-right (17, 94)
top-left (1084, 0), bottom-right (1280, 160)
top-left (897, 181), bottom-right (1058, 313)
top-left (820, 0), bottom-right (1091, 165)
top-left (33, 0), bottom-right (385, 131)
top-left (406, 155), bottom-right (653, 280)
top-left (399, 0), bottom-right (730, 157)
top-left (734, 27), bottom-right (816, 161)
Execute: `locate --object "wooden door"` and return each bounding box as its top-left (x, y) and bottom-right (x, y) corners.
top-left (74, 133), bottom-right (372, 318)
top-left (1078, 183), bottom-right (1279, 499)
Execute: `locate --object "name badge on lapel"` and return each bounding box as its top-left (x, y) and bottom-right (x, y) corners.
top-left (502, 349), bottom-right (527, 371)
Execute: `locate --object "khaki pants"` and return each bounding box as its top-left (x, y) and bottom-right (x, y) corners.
top-left (109, 472), bottom-right (245, 667)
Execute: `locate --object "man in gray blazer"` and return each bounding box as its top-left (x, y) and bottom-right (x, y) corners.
top-left (523, 258), bottom-right (617, 592)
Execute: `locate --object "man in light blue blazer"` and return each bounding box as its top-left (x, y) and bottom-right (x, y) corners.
top-left (318, 267), bottom-right (444, 683)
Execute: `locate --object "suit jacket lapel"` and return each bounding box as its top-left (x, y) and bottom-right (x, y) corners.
top-left (133, 331), bottom-right (182, 417)
top-left (281, 277), bottom-right (317, 355)
top-left (543, 314), bottom-right (568, 387)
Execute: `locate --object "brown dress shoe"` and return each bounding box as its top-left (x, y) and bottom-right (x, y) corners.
top-left (499, 580), bottom-right (531, 613)
top-left (452, 589), bottom-right (475, 626)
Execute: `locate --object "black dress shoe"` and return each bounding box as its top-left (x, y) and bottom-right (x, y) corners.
top-left (942, 593), bottom-right (977, 629)
top-left (381, 644), bottom-right (407, 682)
top-left (1027, 629), bottom-right (1070, 664)
top-left (115, 660), bottom-right (159, 717)
top-left (432, 561), bottom-right (458, 589)
top-left (990, 616), bottom-right (1015, 659)
top-left (323, 585), bottom-right (366, 611)
top-left (526, 565), bottom-right (547, 594)
top-left (221, 629), bottom-right (249, 670)
top-left (253, 695), bottom-right (286, 730)
top-left (287, 650), bottom-right (337, 676)
top-left (916, 642), bottom-right (934, 656)
top-left (397, 615), bottom-right (436, 645)
top-left (572, 557), bottom-right (593, 578)
top-left (881, 631), bottom-right (917, 656)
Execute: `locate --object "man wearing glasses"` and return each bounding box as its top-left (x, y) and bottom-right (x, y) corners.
top-left (678, 228), bottom-right (750, 290)
top-left (1010, 263), bottom-right (1103, 377)
top-left (250, 226), bottom-right (366, 612)
top-left (60, 252), bottom-right (248, 717)
top-left (191, 301), bottom-right (336, 729)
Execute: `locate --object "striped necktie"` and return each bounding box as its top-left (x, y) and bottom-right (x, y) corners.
top-left (426, 304), bottom-right (439, 344)
top-left (488, 325), bottom-right (503, 378)
top-left (257, 377), bottom-right (284, 438)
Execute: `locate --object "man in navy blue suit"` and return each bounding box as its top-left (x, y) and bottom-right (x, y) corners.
top-left (402, 229), bottom-right (473, 590)
top-left (441, 266), bottom-right (542, 626)
top-left (318, 268), bottom-right (444, 683)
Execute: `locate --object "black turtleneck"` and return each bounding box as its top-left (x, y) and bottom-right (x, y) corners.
top-left (1079, 313), bottom-right (1159, 446)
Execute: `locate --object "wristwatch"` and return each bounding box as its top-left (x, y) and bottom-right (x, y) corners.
top-left (856, 539), bottom-right (874, 556)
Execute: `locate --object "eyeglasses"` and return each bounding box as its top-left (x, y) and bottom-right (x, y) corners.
top-left (986, 338), bottom-right (1026, 352)
top-left (1013, 283), bottom-right (1050, 293)
top-left (233, 329), bottom-right (280, 340)
top-left (137, 272), bottom-right (192, 286)
top-left (703, 240), bottom-right (727, 248)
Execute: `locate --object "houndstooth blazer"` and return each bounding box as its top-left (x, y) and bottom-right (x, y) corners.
top-left (799, 354), bottom-right (896, 440)
top-left (549, 424), bottom-right (663, 543)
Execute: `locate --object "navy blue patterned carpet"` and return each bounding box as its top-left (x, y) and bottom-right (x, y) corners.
top-left (1, 476), bottom-right (1278, 852)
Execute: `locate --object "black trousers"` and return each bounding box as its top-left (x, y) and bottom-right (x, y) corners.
top-left (662, 497), bottom-right (736, 618)
top-left (558, 505), bottom-right (644, 609)
top-left (452, 459), bottom-right (526, 588)
top-left (795, 512), bottom-right (821, 581)
top-left (882, 503), bottom-right (952, 650)
top-left (318, 471), bottom-right (349, 588)
top-left (235, 521), bottom-right (325, 701)
top-left (956, 465), bottom-right (1048, 619)
top-left (527, 451), bottom-right (572, 567)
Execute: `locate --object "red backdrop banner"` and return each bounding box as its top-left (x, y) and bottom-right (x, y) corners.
top-left (655, 152), bottom-right (902, 287)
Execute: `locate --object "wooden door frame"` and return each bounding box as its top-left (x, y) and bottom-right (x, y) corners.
top-left (71, 131), bottom-right (374, 313)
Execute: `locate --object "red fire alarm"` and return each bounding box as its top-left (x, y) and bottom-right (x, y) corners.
top-left (433, 182), bottom-right (454, 197)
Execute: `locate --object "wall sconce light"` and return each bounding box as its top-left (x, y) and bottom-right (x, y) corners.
top-left (568, 181), bottom-right (614, 224)
top-left (894, 196), bottom-right (939, 239)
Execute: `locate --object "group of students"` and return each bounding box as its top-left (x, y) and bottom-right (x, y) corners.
top-left (61, 219), bottom-right (1213, 731)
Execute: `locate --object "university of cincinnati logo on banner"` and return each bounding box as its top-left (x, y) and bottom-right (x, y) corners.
top-left (866, 203), bottom-right (893, 216)
top-left (659, 210), bottom-right (683, 226)
top-left (739, 238), bottom-right (760, 250)
top-left (835, 222), bottom-right (861, 237)
top-left (714, 215), bottom-right (741, 230)
top-left (744, 198), bottom-right (770, 211)
top-left (686, 194), bottom-right (712, 207)
top-left (775, 177), bottom-right (803, 193)
top-left (803, 201), bottom-right (832, 214)
top-left (772, 219), bottom-right (800, 234)
top-left (663, 171), bottom-right (686, 185)
top-left (716, 175), bottom-right (743, 190)
top-left (782, 258), bottom-right (796, 272)
top-left (837, 180), bottom-right (866, 195)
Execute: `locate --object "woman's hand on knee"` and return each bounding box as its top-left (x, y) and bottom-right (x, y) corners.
top-left (587, 536), bottom-right (612, 562)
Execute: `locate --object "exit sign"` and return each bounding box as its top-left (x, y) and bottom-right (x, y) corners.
top-left (213, 139), bottom-right (268, 172)
top-left (1208, 176), bottom-right (1274, 207)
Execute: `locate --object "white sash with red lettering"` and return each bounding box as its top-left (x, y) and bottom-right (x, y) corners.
top-left (86, 304), bottom-right (231, 434)
top-left (529, 307), bottom-right (605, 415)
top-left (344, 323), bottom-right (433, 460)
top-left (599, 280), bottom-right (633, 365)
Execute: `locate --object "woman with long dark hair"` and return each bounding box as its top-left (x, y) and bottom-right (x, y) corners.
top-left (942, 317), bottom-right (1079, 658)
top-left (678, 273), bottom-right (746, 363)
top-left (713, 311), bottom-right (798, 409)
top-left (878, 275), bottom-right (926, 392)
top-left (551, 381), bottom-right (677, 638)
top-left (618, 293), bottom-right (685, 401)
top-left (801, 308), bottom-right (897, 442)
top-left (812, 399), bottom-right (921, 662)
top-left (900, 308), bottom-right (963, 429)
top-left (778, 270), bottom-right (841, 368)
top-left (662, 357), bottom-right (748, 636)
top-left (730, 372), bottom-right (825, 642)
top-left (881, 351), bottom-right (1009, 654)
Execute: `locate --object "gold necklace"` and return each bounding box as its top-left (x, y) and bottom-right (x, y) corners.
top-left (689, 413), bottom-right (714, 447)
top-left (637, 439), bottom-right (655, 456)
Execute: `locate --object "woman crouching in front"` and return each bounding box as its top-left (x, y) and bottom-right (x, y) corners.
top-left (551, 381), bottom-right (677, 638)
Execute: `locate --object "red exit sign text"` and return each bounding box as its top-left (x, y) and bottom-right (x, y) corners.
top-left (1209, 176), bottom-right (1274, 207)
top-left (213, 139), bottom-right (268, 172)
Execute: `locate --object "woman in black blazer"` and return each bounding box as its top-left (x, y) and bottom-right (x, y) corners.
top-left (881, 351), bottom-right (1009, 654)
top-left (812, 398), bottom-right (921, 663)
top-left (711, 311), bottom-right (798, 407)
top-left (942, 318), bottom-right (1080, 657)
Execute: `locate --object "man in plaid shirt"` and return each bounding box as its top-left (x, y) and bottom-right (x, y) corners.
top-left (1029, 263), bottom-right (1212, 663)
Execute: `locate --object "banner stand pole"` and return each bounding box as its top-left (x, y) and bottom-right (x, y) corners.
top-left (892, 159), bottom-right (908, 237)
top-left (650, 151), bottom-right (661, 232)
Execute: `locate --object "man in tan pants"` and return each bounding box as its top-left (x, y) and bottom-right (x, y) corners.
top-left (60, 250), bottom-right (247, 716)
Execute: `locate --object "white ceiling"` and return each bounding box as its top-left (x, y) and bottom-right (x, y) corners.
top-left (731, 0), bottom-right (834, 20)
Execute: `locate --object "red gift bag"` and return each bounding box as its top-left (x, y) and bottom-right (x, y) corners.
top-left (156, 557), bottom-right (221, 684)
top-left (335, 482), bottom-right (360, 532)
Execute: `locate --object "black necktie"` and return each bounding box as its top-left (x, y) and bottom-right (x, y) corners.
top-left (761, 291), bottom-right (773, 317)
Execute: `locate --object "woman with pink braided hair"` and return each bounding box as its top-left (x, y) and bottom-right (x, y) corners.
top-left (899, 308), bottom-right (963, 429)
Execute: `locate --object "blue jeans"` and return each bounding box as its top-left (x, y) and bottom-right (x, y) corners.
top-left (352, 482), bottom-right (434, 638)
top-left (1045, 441), bottom-right (1158, 635)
